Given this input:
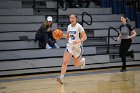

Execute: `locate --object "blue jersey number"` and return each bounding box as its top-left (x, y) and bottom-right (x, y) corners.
top-left (70, 35), bottom-right (75, 40)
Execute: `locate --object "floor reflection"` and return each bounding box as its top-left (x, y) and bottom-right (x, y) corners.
top-left (0, 69), bottom-right (140, 93)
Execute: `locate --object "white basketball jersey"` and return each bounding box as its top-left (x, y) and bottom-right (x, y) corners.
top-left (67, 23), bottom-right (85, 44)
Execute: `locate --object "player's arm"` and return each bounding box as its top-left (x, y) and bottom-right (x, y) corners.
top-left (62, 32), bottom-right (69, 40)
top-left (130, 29), bottom-right (137, 39)
top-left (117, 34), bottom-right (121, 41)
top-left (80, 31), bottom-right (87, 42)
top-left (73, 31), bottom-right (87, 44)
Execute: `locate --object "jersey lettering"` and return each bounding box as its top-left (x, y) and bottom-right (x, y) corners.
top-left (69, 31), bottom-right (76, 40)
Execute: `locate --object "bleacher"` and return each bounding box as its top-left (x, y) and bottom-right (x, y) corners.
top-left (0, 0), bottom-right (140, 76)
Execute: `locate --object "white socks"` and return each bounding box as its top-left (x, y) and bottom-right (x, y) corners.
top-left (60, 74), bottom-right (64, 79)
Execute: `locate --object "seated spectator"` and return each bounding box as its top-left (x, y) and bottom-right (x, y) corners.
top-left (35, 16), bottom-right (59, 49)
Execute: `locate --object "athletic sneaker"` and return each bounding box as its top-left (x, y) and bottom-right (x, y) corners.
top-left (46, 44), bottom-right (52, 49)
top-left (56, 77), bottom-right (64, 84)
top-left (120, 68), bottom-right (127, 72)
top-left (80, 58), bottom-right (85, 69)
top-left (55, 43), bottom-right (60, 48)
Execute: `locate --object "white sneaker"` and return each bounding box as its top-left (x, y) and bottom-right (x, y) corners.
top-left (56, 77), bottom-right (64, 84)
top-left (46, 44), bottom-right (52, 49)
top-left (55, 43), bottom-right (60, 48)
top-left (80, 58), bottom-right (85, 69)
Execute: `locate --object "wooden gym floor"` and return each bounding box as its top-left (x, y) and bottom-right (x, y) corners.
top-left (0, 66), bottom-right (140, 93)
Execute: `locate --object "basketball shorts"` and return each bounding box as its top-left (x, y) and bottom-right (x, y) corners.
top-left (66, 43), bottom-right (83, 58)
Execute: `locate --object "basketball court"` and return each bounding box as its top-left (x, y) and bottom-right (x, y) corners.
top-left (0, 0), bottom-right (140, 93)
top-left (0, 66), bottom-right (140, 93)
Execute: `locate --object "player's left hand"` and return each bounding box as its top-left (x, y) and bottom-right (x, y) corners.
top-left (73, 40), bottom-right (81, 45)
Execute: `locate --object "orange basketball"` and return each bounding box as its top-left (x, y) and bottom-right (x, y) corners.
top-left (53, 29), bottom-right (63, 40)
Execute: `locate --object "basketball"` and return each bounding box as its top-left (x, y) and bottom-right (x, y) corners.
top-left (53, 29), bottom-right (63, 40)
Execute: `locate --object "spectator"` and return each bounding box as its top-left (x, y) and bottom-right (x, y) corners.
top-left (35, 16), bottom-right (59, 49)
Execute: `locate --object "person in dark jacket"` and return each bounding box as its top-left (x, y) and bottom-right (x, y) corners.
top-left (35, 16), bottom-right (59, 49)
top-left (117, 15), bottom-right (137, 72)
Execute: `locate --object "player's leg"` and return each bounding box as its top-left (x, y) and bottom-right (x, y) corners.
top-left (73, 46), bottom-right (85, 69)
top-left (73, 57), bottom-right (81, 67)
top-left (61, 51), bottom-right (72, 74)
top-left (57, 51), bottom-right (72, 84)
top-left (73, 57), bottom-right (85, 69)
top-left (119, 39), bottom-right (127, 72)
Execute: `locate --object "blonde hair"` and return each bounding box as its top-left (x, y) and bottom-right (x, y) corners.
top-left (42, 20), bottom-right (52, 28)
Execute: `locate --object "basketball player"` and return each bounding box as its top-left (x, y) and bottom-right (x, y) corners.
top-left (117, 15), bottom-right (137, 72)
top-left (57, 14), bottom-right (87, 84)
